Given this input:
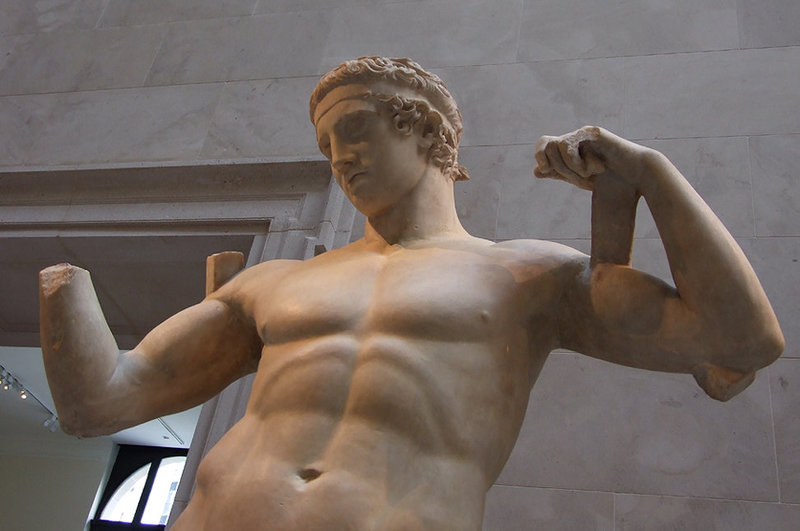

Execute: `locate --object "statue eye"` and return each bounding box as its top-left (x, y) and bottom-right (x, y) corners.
top-left (339, 112), bottom-right (370, 142)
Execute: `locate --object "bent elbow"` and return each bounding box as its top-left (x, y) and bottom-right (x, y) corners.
top-left (692, 363), bottom-right (755, 402)
top-left (55, 410), bottom-right (98, 438)
top-left (61, 419), bottom-right (121, 438)
top-left (55, 402), bottom-right (123, 438)
top-left (761, 327), bottom-right (785, 366)
top-left (59, 418), bottom-right (99, 438)
top-left (748, 318), bottom-right (785, 369)
top-left (693, 324), bottom-right (784, 402)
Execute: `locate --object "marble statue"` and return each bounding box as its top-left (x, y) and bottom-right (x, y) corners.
top-left (39, 57), bottom-right (784, 530)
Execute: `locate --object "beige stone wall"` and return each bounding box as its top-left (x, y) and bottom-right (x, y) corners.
top-left (0, 453), bottom-right (109, 531)
top-left (1, 1), bottom-right (798, 528)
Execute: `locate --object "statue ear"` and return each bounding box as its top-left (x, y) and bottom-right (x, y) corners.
top-left (394, 117), bottom-right (413, 135)
top-left (418, 121), bottom-right (436, 149)
top-left (394, 118), bottom-right (413, 135)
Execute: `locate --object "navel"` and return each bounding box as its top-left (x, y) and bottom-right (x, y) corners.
top-left (298, 467), bottom-right (323, 483)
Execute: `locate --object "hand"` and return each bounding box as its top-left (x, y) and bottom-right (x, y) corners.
top-left (535, 127), bottom-right (648, 266)
top-left (534, 126), bottom-right (652, 193)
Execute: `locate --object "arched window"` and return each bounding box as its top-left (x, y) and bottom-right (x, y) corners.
top-left (90, 445), bottom-right (188, 530)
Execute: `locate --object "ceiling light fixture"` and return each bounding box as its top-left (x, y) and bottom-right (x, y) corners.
top-left (0, 363), bottom-right (59, 432)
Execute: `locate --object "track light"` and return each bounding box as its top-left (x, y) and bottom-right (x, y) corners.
top-left (43, 414), bottom-right (59, 432)
top-left (0, 363), bottom-right (58, 431)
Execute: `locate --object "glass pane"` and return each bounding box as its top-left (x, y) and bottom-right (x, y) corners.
top-left (141, 456), bottom-right (188, 525)
top-left (99, 463), bottom-right (152, 523)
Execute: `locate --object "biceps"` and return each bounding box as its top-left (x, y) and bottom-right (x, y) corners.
top-left (123, 298), bottom-right (260, 389)
top-left (559, 265), bottom-right (698, 370)
top-left (587, 265), bottom-right (680, 335)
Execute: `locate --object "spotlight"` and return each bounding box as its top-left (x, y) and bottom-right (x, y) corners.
top-left (0, 364), bottom-right (57, 431)
top-left (43, 415), bottom-right (59, 432)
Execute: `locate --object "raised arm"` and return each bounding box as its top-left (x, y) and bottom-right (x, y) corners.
top-left (39, 258), bottom-right (262, 437)
top-left (535, 126), bottom-right (784, 400)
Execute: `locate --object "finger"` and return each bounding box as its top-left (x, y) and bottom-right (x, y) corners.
top-left (545, 142), bottom-right (595, 190)
top-left (582, 148), bottom-right (606, 175)
top-left (538, 168), bottom-right (593, 190)
top-left (557, 137), bottom-right (591, 178)
top-left (535, 135), bottom-right (557, 154)
top-left (534, 165), bottom-right (561, 180)
top-left (573, 126), bottom-right (607, 175)
top-left (534, 135), bottom-right (557, 175)
top-left (544, 141), bottom-right (584, 182)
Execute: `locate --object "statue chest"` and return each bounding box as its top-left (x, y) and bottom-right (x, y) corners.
top-left (241, 246), bottom-right (549, 456)
top-left (254, 248), bottom-right (529, 345)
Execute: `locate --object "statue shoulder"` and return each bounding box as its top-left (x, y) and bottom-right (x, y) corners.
top-left (208, 258), bottom-right (302, 306)
top-left (491, 238), bottom-right (588, 269)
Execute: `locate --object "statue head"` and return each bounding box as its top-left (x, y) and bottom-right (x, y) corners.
top-left (310, 57), bottom-right (469, 181)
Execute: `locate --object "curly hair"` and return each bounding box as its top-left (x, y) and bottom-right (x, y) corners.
top-left (310, 57), bottom-right (469, 181)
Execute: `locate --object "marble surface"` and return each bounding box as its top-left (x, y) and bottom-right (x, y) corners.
top-left (319, 0), bottom-right (521, 71)
top-left (0, 93), bottom-right (60, 167)
top-left (518, 0), bottom-right (738, 61)
top-left (18, 84), bottom-right (222, 166)
top-left (440, 60), bottom-right (626, 148)
top-left (483, 485), bottom-right (614, 530)
top-left (737, 0), bottom-right (800, 48)
top-left (99, 0), bottom-right (259, 27)
top-left (453, 147), bottom-right (505, 240)
top-left (0, 0), bottom-right (105, 37)
top-left (639, 137), bottom-right (754, 238)
top-left (145, 11), bottom-right (329, 86)
top-left (201, 77), bottom-right (320, 160)
top-left (616, 493), bottom-right (800, 530)
top-left (750, 134), bottom-right (800, 237)
top-left (0, 25), bottom-right (166, 96)
top-left (498, 351), bottom-right (778, 500)
top-left (769, 359), bottom-right (800, 502)
top-left (255, 0), bottom-right (427, 14)
top-left (461, 136), bottom-right (756, 242)
top-left (0, 35), bottom-right (19, 73)
top-left (625, 47), bottom-right (800, 139)
top-left (493, 144), bottom-right (592, 240)
top-left (745, 238), bottom-right (800, 358)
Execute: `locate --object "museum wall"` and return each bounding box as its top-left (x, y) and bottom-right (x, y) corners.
top-left (0, 0), bottom-right (798, 529)
top-left (0, 453), bottom-right (108, 531)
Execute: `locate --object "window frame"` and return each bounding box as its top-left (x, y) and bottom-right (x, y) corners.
top-left (89, 445), bottom-right (188, 531)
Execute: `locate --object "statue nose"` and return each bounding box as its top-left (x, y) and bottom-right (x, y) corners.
top-left (332, 157), bottom-right (351, 171)
top-left (332, 149), bottom-right (356, 174)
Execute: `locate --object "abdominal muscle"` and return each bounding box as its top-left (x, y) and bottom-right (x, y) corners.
top-left (174, 332), bottom-right (533, 530)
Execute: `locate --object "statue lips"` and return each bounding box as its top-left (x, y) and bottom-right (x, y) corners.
top-left (346, 169), bottom-right (368, 189)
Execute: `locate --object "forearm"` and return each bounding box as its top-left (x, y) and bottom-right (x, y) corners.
top-left (639, 151), bottom-right (784, 370)
top-left (538, 127), bottom-right (784, 400)
top-left (39, 264), bottom-right (122, 435)
top-left (590, 172), bottom-right (640, 266)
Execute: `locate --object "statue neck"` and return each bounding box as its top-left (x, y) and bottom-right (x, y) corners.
top-left (363, 171), bottom-right (469, 247)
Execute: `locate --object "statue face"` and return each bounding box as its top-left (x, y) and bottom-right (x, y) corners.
top-left (315, 91), bottom-right (431, 216)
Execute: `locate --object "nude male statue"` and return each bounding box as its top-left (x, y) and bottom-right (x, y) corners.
top-left (39, 57), bottom-right (784, 530)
